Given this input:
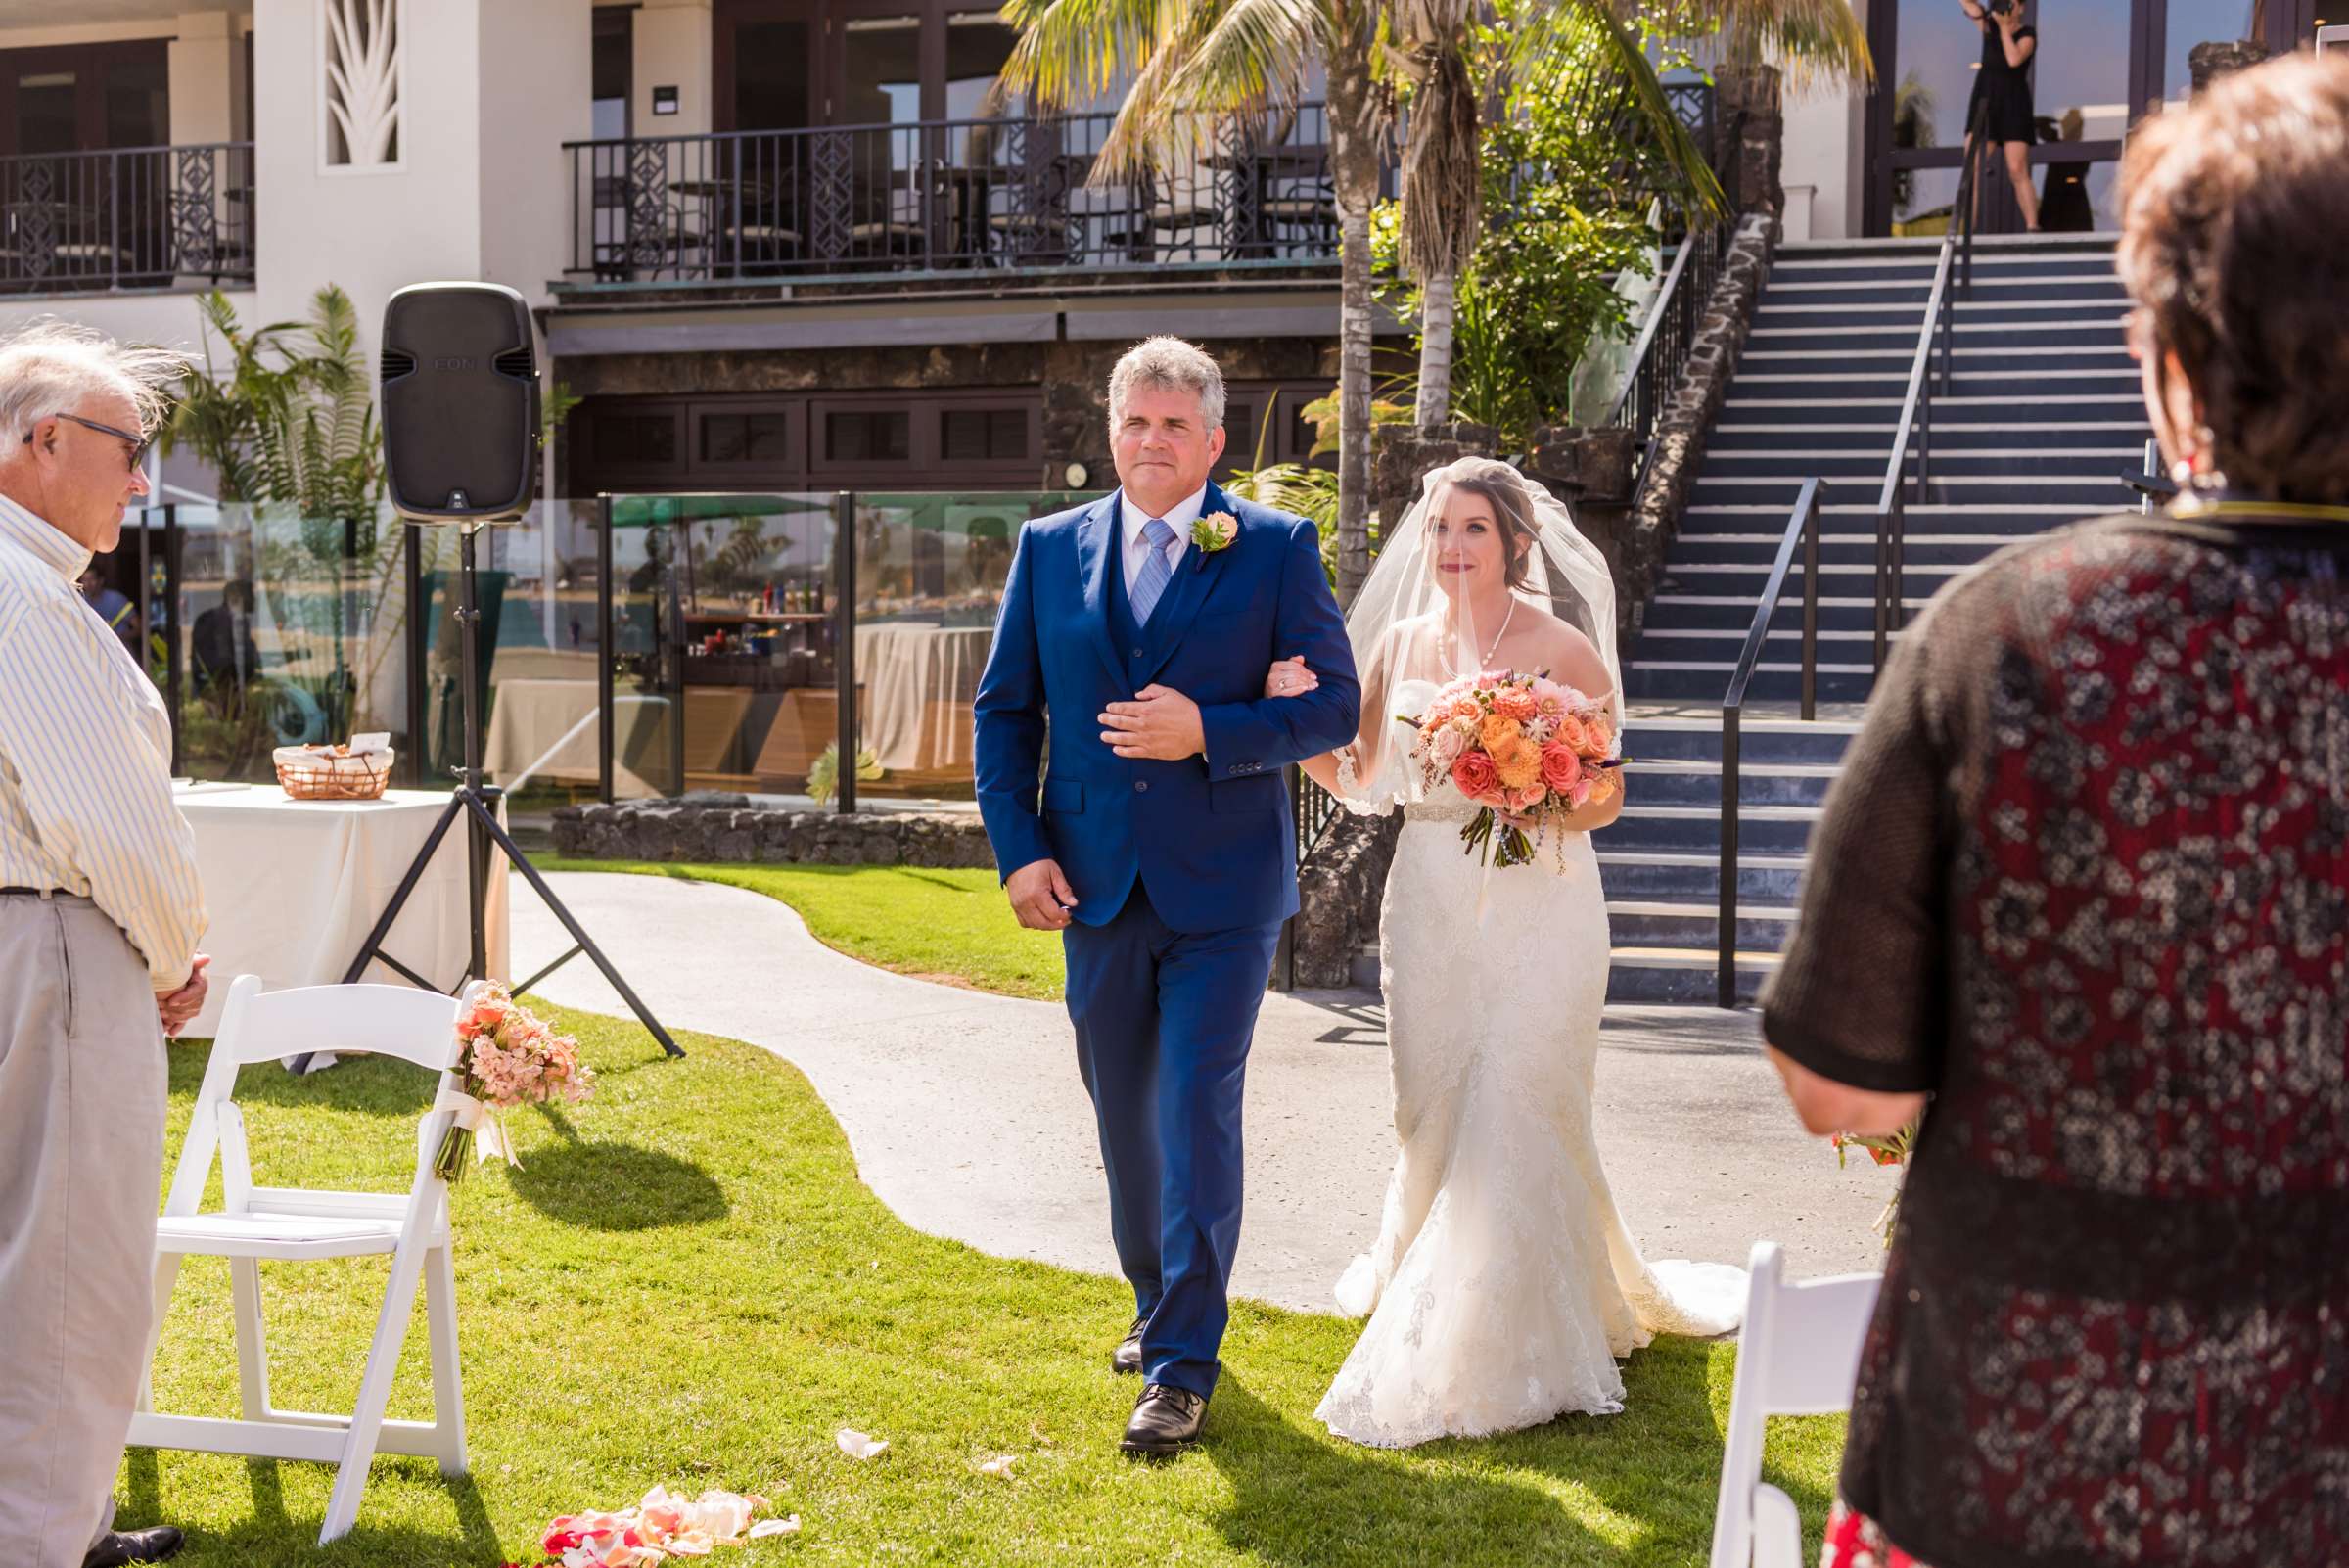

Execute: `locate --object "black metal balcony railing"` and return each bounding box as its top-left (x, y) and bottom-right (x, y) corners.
top-left (0, 143), bottom-right (254, 296)
top-left (566, 106), bottom-right (1372, 284)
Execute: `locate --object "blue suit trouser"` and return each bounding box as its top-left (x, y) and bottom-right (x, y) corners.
top-left (1062, 881), bottom-right (1282, 1400)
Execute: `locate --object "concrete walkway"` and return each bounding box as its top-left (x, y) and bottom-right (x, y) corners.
top-left (515, 871), bottom-right (1895, 1313)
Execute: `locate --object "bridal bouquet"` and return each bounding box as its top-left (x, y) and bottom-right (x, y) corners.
top-left (432, 984), bottom-right (594, 1182)
top-left (1399, 670), bottom-right (1620, 867)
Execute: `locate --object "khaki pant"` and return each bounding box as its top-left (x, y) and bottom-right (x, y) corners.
top-left (0, 894), bottom-right (166, 1568)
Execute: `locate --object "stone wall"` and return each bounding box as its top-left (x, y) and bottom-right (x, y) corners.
top-left (553, 797), bottom-right (996, 869)
top-left (1618, 208), bottom-right (1779, 644)
top-left (1717, 67), bottom-right (1786, 220)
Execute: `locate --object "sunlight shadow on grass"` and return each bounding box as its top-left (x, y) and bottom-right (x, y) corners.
top-left (1206, 1378), bottom-right (1617, 1567)
top-left (505, 1139), bottom-right (729, 1230)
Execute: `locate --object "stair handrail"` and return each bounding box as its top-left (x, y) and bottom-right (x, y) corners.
top-left (1716, 474), bottom-right (1827, 1008)
top-left (1873, 105), bottom-right (1992, 670)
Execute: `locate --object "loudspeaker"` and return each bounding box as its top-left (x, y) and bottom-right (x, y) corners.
top-left (380, 282), bottom-right (540, 521)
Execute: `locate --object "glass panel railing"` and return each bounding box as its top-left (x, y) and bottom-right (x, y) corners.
top-left (603, 492), bottom-right (838, 797)
top-left (123, 488), bottom-right (1096, 810)
top-left (141, 502), bottom-right (413, 784)
top-left (422, 500), bottom-right (612, 810)
top-left (850, 490), bottom-right (1082, 802)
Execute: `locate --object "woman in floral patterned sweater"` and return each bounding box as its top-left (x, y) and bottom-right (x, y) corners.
top-left (1762, 53), bottom-right (2349, 1568)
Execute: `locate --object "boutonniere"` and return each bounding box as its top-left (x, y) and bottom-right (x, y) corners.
top-left (1191, 511), bottom-right (1238, 555)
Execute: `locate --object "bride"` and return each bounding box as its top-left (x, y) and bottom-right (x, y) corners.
top-left (1266, 456), bottom-right (1744, 1448)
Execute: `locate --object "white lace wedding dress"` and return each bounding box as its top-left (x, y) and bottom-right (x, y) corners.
top-left (1313, 783), bottom-right (1747, 1449)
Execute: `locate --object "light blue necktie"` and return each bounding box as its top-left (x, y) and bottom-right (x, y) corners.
top-left (1130, 518), bottom-right (1178, 626)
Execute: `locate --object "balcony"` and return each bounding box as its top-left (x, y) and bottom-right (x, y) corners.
top-left (562, 105), bottom-right (1377, 289)
top-left (0, 143), bottom-right (253, 297)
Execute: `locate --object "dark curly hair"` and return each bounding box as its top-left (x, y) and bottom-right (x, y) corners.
top-left (2116, 54), bottom-right (2349, 504)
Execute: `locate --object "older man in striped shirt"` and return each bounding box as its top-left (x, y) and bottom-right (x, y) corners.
top-left (0, 325), bottom-right (208, 1568)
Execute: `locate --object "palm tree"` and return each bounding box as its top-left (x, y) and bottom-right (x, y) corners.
top-left (998, 0), bottom-right (1865, 602)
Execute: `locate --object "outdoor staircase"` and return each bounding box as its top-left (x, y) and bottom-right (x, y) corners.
top-left (1603, 233), bottom-right (2151, 1003)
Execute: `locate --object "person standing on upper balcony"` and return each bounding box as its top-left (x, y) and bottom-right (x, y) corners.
top-left (1960, 0), bottom-right (2043, 231)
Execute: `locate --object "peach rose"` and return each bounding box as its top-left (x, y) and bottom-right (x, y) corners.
top-left (1585, 714), bottom-right (1614, 756)
top-left (1584, 764), bottom-right (1619, 805)
top-left (1427, 723), bottom-right (1468, 771)
top-left (1492, 732), bottom-right (1543, 791)
top-left (1552, 713), bottom-right (1591, 755)
top-left (1503, 783), bottom-right (1547, 813)
top-left (1540, 742), bottom-right (1584, 795)
top-left (1451, 749), bottom-right (1500, 804)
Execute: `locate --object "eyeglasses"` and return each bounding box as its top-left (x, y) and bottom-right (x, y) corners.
top-left (24, 411), bottom-right (151, 472)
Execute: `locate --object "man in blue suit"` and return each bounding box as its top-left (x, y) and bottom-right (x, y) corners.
top-left (974, 338), bottom-right (1360, 1455)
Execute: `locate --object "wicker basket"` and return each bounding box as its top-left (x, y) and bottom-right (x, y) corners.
top-left (274, 746), bottom-right (393, 802)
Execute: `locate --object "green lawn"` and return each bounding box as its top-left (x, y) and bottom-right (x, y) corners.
top-left (136, 1006), bottom-right (1842, 1566)
top-left (536, 856), bottom-right (1067, 1000)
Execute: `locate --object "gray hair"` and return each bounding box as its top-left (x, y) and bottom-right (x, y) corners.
top-left (0, 321), bottom-right (187, 445)
top-left (1106, 336), bottom-right (1226, 433)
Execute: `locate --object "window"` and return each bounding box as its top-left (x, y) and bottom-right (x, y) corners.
top-left (591, 7), bottom-right (631, 139)
top-left (702, 410), bottom-right (794, 464)
top-left (593, 410), bottom-right (680, 467)
top-left (940, 406), bottom-right (1028, 462)
top-left (825, 409), bottom-right (911, 463)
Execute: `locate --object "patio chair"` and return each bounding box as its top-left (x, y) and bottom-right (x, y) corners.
top-left (129, 977), bottom-right (471, 1545)
top-left (1109, 134), bottom-right (1221, 262)
top-left (1707, 1240), bottom-right (1883, 1568)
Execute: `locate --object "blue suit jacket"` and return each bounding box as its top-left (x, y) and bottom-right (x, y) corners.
top-left (973, 484), bottom-right (1361, 933)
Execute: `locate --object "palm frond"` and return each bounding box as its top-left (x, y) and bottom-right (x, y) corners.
top-left (992, 0), bottom-right (1188, 110)
top-left (1091, 0), bottom-right (1324, 177)
top-left (1398, 44), bottom-right (1481, 280)
top-left (1700, 0), bottom-right (1874, 94)
top-left (1513, 7), bottom-right (1728, 220)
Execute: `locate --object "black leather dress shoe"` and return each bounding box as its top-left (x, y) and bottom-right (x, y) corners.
top-left (1120, 1382), bottom-right (1207, 1456)
top-left (1111, 1314), bottom-right (1146, 1375)
top-left (83, 1526), bottom-right (184, 1567)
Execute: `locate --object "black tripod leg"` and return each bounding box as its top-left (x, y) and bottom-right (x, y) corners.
top-left (342, 795), bottom-right (467, 985)
top-left (467, 794), bottom-right (684, 1058)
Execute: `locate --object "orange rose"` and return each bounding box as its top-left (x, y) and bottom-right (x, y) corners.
top-left (1583, 764), bottom-right (1618, 805)
top-left (1539, 742), bottom-right (1583, 795)
top-left (1479, 713), bottom-right (1521, 753)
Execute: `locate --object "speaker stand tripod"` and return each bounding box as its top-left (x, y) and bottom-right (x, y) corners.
top-left (337, 519), bottom-right (681, 1058)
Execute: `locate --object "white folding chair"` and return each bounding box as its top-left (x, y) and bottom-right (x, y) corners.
top-left (1709, 1240), bottom-right (1884, 1568)
top-left (130, 976), bottom-right (470, 1545)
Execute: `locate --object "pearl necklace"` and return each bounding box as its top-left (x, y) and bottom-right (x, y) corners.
top-left (1448, 595), bottom-right (1516, 677)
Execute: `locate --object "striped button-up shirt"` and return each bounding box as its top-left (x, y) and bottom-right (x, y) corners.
top-left (0, 494), bottom-right (205, 992)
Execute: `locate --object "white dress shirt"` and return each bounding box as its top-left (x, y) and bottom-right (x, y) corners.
top-left (1119, 485), bottom-right (1208, 597)
top-left (0, 494), bottom-right (206, 992)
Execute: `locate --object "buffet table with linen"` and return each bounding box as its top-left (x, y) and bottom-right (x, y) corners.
top-left (854, 623), bottom-right (992, 773)
top-left (175, 783), bottom-right (510, 1036)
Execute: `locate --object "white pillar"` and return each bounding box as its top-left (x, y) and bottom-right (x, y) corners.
top-left (632, 0), bottom-right (714, 136)
top-left (167, 10), bottom-right (238, 147)
top-left (250, 0), bottom-right (594, 346)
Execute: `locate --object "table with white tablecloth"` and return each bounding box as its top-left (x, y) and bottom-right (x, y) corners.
top-left (854, 623), bottom-right (993, 773)
top-left (175, 784), bottom-right (511, 1037)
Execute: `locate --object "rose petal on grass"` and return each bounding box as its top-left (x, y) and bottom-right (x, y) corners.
top-left (836, 1427), bottom-right (890, 1460)
top-left (750, 1515), bottom-right (803, 1539)
top-left (979, 1454), bottom-right (1017, 1478)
